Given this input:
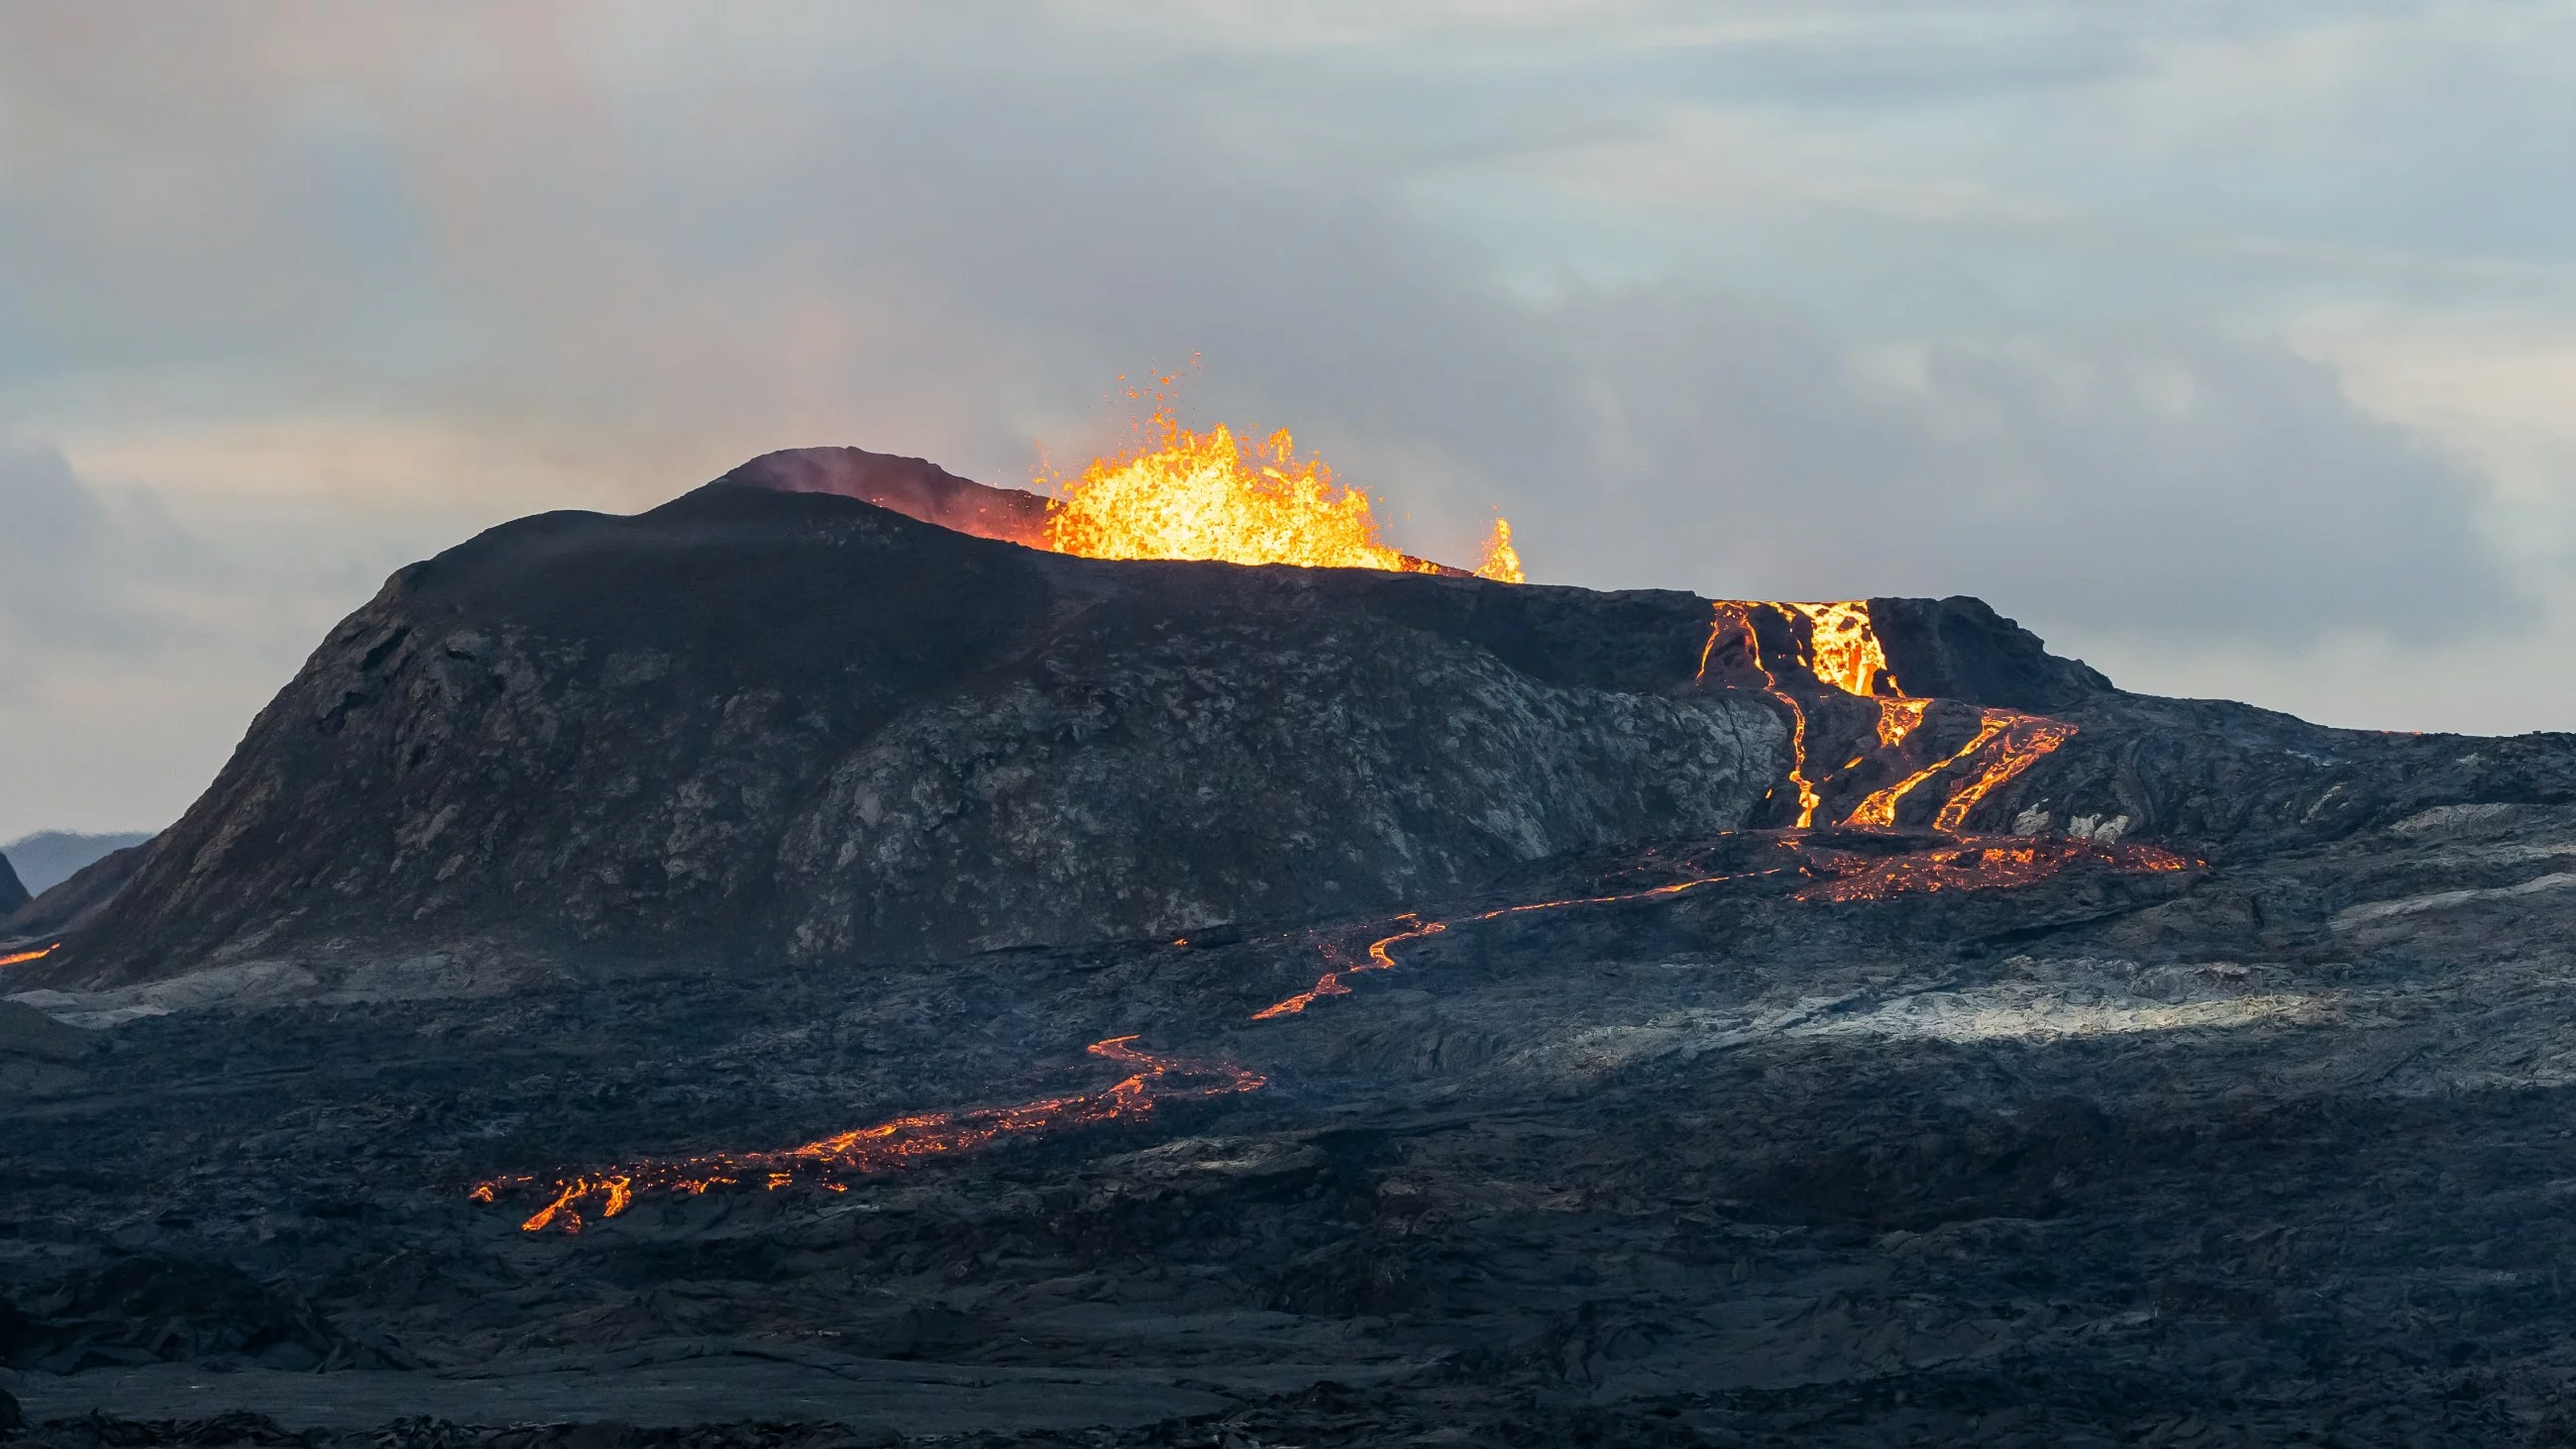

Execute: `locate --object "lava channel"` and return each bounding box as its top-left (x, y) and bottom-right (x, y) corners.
top-left (1254, 848), bottom-right (1805, 1020)
top-left (0, 944), bottom-right (57, 969)
top-left (476, 1037), bottom-right (1264, 1234)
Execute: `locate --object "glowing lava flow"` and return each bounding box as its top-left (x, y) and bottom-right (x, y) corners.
top-left (477, 1037), bottom-right (1263, 1234)
top-left (1247, 598), bottom-right (2182, 1019)
top-left (1846, 715), bottom-right (2010, 830)
top-left (0, 944), bottom-right (56, 969)
top-left (1932, 715), bottom-right (2079, 832)
top-left (1693, 601), bottom-right (2083, 835)
top-left (1877, 698), bottom-right (1929, 751)
top-left (1040, 405), bottom-right (1522, 581)
top-left (1701, 603), bottom-right (1824, 828)
top-left (1253, 851), bottom-right (1805, 1021)
top-left (1793, 837), bottom-right (2192, 903)
top-left (1785, 601), bottom-right (1896, 696)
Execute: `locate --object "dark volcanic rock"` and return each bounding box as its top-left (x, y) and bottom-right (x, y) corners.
top-left (10, 453), bottom-right (2576, 1444)
top-left (40, 488), bottom-right (1822, 987)
top-left (0, 854), bottom-right (28, 918)
top-left (1865, 594), bottom-right (2113, 711)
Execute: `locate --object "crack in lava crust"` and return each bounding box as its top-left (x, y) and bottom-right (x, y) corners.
top-left (476, 1037), bottom-right (1264, 1234)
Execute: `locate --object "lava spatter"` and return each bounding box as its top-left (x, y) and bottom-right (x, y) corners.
top-left (477, 1037), bottom-right (1264, 1234)
top-left (1039, 401), bottom-right (1522, 580)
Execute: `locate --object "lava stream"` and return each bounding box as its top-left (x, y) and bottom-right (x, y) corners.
top-left (1702, 603), bottom-right (1824, 828)
top-left (1253, 852), bottom-right (1802, 1020)
top-left (1876, 698), bottom-right (1929, 750)
top-left (1845, 715), bottom-right (2010, 829)
top-left (1250, 830), bottom-right (2200, 1019)
top-left (1932, 715), bottom-right (2079, 831)
top-left (0, 944), bottom-right (56, 969)
top-left (476, 1037), bottom-right (1264, 1234)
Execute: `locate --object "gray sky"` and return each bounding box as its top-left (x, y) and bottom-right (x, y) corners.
top-left (4, 1), bottom-right (2573, 838)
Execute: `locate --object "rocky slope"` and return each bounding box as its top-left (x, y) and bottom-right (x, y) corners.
top-left (24, 478), bottom-right (2142, 992)
top-left (6, 458), bottom-right (2576, 1445)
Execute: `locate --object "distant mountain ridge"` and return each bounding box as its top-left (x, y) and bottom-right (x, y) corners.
top-left (2, 832), bottom-right (155, 897)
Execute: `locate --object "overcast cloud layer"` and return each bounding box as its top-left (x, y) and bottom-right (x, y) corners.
top-left (3, 1), bottom-right (2572, 837)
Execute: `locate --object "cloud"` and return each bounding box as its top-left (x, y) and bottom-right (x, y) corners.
top-left (1516, 302), bottom-right (2514, 639)
top-left (0, 439), bottom-right (213, 687)
top-left (0, 0), bottom-right (2564, 835)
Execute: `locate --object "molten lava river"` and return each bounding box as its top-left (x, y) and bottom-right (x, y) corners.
top-left (476, 422), bottom-right (2192, 1232)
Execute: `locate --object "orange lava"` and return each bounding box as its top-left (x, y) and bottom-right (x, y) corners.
top-left (1476, 517), bottom-right (1526, 584)
top-left (1703, 603), bottom-right (1824, 828)
top-left (1876, 698), bottom-right (1929, 750)
top-left (1932, 714), bottom-right (2079, 832)
top-left (0, 944), bottom-right (56, 969)
top-left (1253, 852), bottom-right (1801, 1021)
top-left (476, 1037), bottom-right (1264, 1234)
top-left (1792, 836), bottom-right (2193, 903)
top-left (1691, 601), bottom-right (2083, 835)
top-left (1845, 714), bottom-right (2009, 830)
top-left (1248, 599), bottom-right (2179, 1019)
top-left (1784, 602), bottom-right (1899, 697)
top-left (1250, 828), bottom-right (2201, 1018)
top-left (1040, 404), bottom-right (1521, 580)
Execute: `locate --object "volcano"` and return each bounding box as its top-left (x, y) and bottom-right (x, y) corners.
top-left (6, 448), bottom-right (2576, 1446)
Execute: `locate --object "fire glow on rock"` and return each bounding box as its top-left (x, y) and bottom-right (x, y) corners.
top-left (1037, 406), bottom-right (1525, 583)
